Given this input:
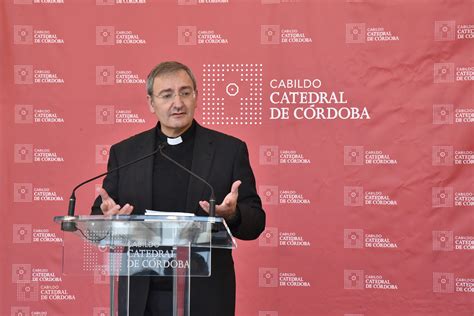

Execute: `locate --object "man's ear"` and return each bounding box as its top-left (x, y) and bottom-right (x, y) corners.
top-left (147, 95), bottom-right (155, 113)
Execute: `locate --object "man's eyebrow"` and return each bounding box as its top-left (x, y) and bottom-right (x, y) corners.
top-left (156, 85), bottom-right (193, 95)
top-left (156, 88), bottom-right (173, 95)
top-left (179, 85), bottom-right (193, 91)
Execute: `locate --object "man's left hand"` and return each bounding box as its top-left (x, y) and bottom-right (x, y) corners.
top-left (199, 180), bottom-right (241, 221)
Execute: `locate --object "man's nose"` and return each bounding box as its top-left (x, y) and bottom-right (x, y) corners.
top-left (171, 94), bottom-right (185, 108)
top-left (172, 93), bottom-right (186, 104)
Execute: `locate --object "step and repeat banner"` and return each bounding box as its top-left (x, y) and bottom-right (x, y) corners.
top-left (1, 0), bottom-right (473, 315)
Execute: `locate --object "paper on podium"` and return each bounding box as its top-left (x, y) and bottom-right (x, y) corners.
top-left (145, 209), bottom-right (195, 217)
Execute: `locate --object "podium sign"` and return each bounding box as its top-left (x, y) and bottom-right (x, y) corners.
top-left (54, 215), bottom-right (236, 316)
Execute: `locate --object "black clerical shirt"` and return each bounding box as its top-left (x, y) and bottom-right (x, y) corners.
top-left (148, 122), bottom-right (197, 314)
top-left (152, 121), bottom-right (196, 213)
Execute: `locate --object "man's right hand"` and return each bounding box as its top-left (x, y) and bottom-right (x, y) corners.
top-left (99, 188), bottom-right (134, 215)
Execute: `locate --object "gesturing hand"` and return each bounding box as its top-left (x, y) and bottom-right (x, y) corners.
top-left (199, 180), bottom-right (241, 221)
top-left (99, 188), bottom-right (134, 215)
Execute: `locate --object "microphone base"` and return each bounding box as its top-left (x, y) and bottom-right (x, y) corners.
top-left (61, 221), bottom-right (77, 232)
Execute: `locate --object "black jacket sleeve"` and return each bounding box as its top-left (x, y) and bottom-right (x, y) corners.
top-left (227, 141), bottom-right (265, 240)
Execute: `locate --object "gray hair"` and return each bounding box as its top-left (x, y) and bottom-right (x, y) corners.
top-left (146, 61), bottom-right (197, 96)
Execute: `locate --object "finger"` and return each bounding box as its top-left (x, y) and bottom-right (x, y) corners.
top-left (224, 186), bottom-right (240, 207)
top-left (100, 199), bottom-right (110, 212)
top-left (118, 203), bottom-right (129, 214)
top-left (199, 201), bottom-right (210, 213)
top-left (103, 204), bottom-right (120, 216)
top-left (119, 204), bottom-right (134, 215)
top-left (222, 194), bottom-right (233, 207)
top-left (230, 180), bottom-right (241, 194)
top-left (99, 188), bottom-right (110, 201)
top-left (101, 198), bottom-right (115, 212)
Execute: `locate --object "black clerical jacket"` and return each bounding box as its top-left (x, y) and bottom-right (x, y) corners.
top-left (92, 122), bottom-right (265, 315)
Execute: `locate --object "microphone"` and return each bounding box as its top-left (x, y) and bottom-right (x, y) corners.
top-left (62, 147), bottom-right (160, 232)
top-left (158, 143), bottom-right (217, 218)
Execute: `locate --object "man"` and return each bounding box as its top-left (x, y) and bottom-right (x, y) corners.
top-left (92, 61), bottom-right (265, 315)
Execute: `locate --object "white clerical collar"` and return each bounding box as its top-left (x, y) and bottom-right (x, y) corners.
top-left (167, 136), bottom-right (183, 146)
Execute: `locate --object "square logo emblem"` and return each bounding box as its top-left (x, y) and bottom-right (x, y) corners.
top-left (434, 63), bottom-right (455, 83)
top-left (14, 105), bottom-right (33, 124)
top-left (259, 185), bottom-right (279, 205)
top-left (96, 105), bottom-right (115, 124)
top-left (14, 65), bottom-right (33, 84)
top-left (13, 25), bottom-right (33, 45)
top-left (344, 269), bottom-right (364, 289)
top-left (14, 144), bottom-right (33, 163)
top-left (259, 145), bottom-right (279, 165)
top-left (13, 224), bottom-right (32, 244)
top-left (261, 25), bottom-right (280, 44)
top-left (432, 187), bottom-right (454, 208)
top-left (13, 183), bottom-right (33, 202)
top-left (95, 145), bottom-right (111, 164)
top-left (433, 104), bottom-right (454, 124)
top-left (11, 307), bottom-right (30, 316)
top-left (346, 23), bottom-right (366, 43)
top-left (178, 26), bottom-right (197, 45)
top-left (12, 264), bottom-right (32, 283)
top-left (432, 231), bottom-right (454, 251)
top-left (93, 266), bottom-right (110, 284)
top-left (201, 63), bottom-right (263, 126)
top-left (432, 146), bottom-right (454, 166)
top-left (258, 267), bottom-right (278, 287)
top-left (433, 272), bottom-right (454, 293)
top-left (344, 229), bottom-right (364, 249)
top-left (434, 21), bottom-right (456, 41)
top-left (259, 227), bottom-right (278, 247)
top-left (344, 186), bottom-right (364, 207)
top-left (344, 146), bottom-right (364, 165)
top-left (96, 66), bottom-right (115, 85)
top-left (17, 282), bottom-right (39, 301)
top-left (96, 26), bottom-right (115, 45)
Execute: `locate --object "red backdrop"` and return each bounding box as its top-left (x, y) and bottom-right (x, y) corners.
top-left (1, 0), bottom-right (473, 315)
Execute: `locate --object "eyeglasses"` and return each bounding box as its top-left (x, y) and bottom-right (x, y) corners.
top-left (153, 89), bottom-right (196, 104)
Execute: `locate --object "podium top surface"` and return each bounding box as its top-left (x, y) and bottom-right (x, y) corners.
top-left (54, 214), bottom-right (225, 223)
top-left (54, 214), bottom-right (237, 249)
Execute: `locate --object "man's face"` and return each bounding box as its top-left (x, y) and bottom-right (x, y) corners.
top-left (147, 70), bottom-right (197, 137)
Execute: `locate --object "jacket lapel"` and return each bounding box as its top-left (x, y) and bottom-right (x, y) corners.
top-left (185, 124), bottom-right (215, 213)
top-left (132, 127), bottom-right (156, 214)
